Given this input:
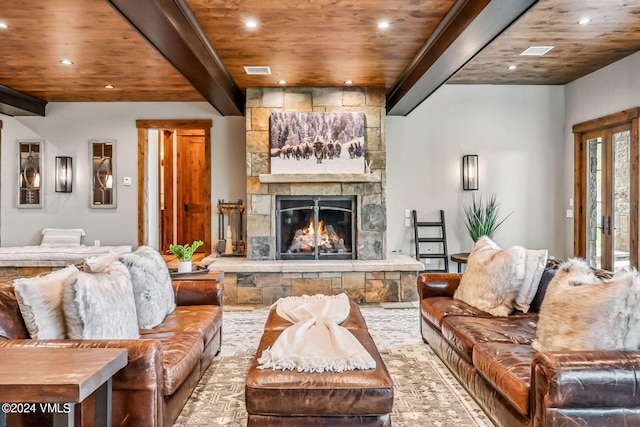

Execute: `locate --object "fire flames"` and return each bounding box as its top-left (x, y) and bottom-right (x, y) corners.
top-left (288, 219), bottom-right (346, 253)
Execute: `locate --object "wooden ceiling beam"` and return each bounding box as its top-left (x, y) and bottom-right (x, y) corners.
top-left (106, 0), bottom-right (245, 116)
top-left (0, 85), bottom-right (47, 117)
top-left (386, 0), bottom-right (539, 116)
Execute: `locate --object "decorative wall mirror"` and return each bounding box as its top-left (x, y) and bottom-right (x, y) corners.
top-left (90, 139), bottom-right (116, 208)
top-left (18, 140), bottom-right (43, 208)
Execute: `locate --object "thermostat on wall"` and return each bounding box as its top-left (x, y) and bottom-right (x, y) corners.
top-left (123, 177), bottom-right (132, 186)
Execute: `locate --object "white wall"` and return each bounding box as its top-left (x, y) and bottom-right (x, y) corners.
top-left (564, 50), bottom-right (640, 257)
top-left (1, 102), bottom-right (246, 247)
top-left (386, 85), bottom-right (566, 263)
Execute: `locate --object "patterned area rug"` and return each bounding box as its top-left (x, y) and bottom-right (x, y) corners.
top-left (174, 307), bottom-right (495, 427)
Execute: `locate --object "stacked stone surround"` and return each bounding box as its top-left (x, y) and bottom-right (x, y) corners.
top-left (245, 87), bottom-right (387, 261)
top-left (216, 86), bottom-right (422, 306)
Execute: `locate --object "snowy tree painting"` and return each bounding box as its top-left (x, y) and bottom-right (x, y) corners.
top-left (270, 112), bottom-right (365, 174)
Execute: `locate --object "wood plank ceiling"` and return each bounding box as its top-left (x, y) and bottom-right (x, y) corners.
top-left (0, 0), bottom-right (640, 116)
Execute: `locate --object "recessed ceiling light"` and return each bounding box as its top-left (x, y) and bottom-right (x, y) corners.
top-left (377, 21), bottom-right (389, 29)
top-left (520, 46), bottom-right (554, 56)
top-left (278, 80), bottom-right (287, 85)
top-left (508, 65), bottom-right (517, 71)
top-left (245, 20), bottom-right (257, 29)
top-left (104, 84), bottom-right (115, 89)
top-left (0, 22), bottom-right (9, 29)
top-left (344, 80), bottom-right (353, 85)
top-left (578, 18), bottom-right (592, 25)
top-left (60, 59), bottom-right (74, 65)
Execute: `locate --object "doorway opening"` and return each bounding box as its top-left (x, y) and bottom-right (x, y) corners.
top-left (136, 120), bottom-right (212, 255)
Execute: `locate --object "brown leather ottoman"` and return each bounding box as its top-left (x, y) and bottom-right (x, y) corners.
top-left (245, 304), bottom-right (394, 426)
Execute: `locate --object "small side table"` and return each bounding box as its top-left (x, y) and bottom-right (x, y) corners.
top-left (0, 347), bottom-right (127, 427)
top-left (450, 252), bottom-right (470, 273)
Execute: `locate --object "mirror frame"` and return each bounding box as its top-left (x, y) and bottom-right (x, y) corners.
top-left (18, 139), bottom-right (44, 208)
top-left (90, 139), bottom-right (116, 208)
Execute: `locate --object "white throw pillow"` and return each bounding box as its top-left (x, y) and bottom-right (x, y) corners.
top-left (13, 265), bottom-right (79, 339)
top-left (63, 261), bottom-right (140, 339)
top-left (83, 251), bottom-right (121, 273)
top-left (454, 236), bottom-right (547, 316)
top-left (119, 246), bottom-right (176, 329)
top-left (533, 258), bottom-right (640, 352)
top-left (40, 228), bottom-right (85, 247)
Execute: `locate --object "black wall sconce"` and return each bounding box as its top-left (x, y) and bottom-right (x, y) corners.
top-left (55, 156), bottom-right (73, 193)
top-left (462, 155), bottom-right (478, 190)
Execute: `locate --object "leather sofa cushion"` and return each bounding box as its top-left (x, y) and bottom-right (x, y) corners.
top-left (246, 329), bottom-right (393, 416)
top-left (143, 331), bottom-right (204, 395)
top-left (473, 343), bottom-right (534, 415)
top-left (140, 305), bottom-right (222, 348)
top-left (263, 299), bottom-right (367, 331)
top-left (421, 297), bottom-right (494, 330)
top-left (441, 315), bottom-right (538, 363)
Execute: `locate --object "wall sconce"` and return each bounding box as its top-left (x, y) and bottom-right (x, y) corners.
top-left (462, 155), bottom-right (478, 190)
top-left (55, 156), bottom-right (73, 193)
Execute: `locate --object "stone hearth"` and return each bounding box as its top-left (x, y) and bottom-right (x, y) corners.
top-left (213, 253), bottom-right (423, 306)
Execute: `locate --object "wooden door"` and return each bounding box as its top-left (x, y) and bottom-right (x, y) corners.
top-left (176, 130), bottom-right (211, 253)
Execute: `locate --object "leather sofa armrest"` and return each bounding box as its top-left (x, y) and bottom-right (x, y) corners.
top-left (532, 350), bottom-right (640, 425)
top-left (417, 273), bottom-right (462, 299)
top-left (171, 279), bottom-right (223, 306)
top-left (0, 338), bottom-right (163, 391)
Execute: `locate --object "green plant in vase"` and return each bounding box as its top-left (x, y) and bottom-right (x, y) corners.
top-left (170, 240), bottom-right (204, 272)
top-left (463, 193), bottom-right (511, 242)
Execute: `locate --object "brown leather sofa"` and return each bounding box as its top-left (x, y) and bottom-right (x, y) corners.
top-left (0, 277), bottom-right (223, 427)
top-left (419, 272), bottom-right (640, 427)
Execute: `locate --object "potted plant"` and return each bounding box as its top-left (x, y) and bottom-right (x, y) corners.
top-left (169, 240), bottom-right (204, 273)
top-left (462, 193), bottom-right (511, 242)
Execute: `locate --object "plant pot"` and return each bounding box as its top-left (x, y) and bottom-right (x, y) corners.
top-left (178, 260), bottom-right (192, 273)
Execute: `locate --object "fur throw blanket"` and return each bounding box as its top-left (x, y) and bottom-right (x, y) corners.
top-left (257, 293), bottom-right (376, 373)
top-left (532, 258), bottom-right (640, 352)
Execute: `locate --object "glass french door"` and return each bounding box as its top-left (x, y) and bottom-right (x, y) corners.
top-left (574, 109), bottom-right (638, 272)
top-left (584, 126), bottom-right (631, 270)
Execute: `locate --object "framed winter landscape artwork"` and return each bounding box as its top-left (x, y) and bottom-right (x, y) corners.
top-left (270, 112), bottom-right (365, 174)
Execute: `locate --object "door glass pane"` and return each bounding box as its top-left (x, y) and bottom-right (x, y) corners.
top-left (587, 137), bottom-right (603, 269)
top-left (613, 130), bottom-right (631, 271)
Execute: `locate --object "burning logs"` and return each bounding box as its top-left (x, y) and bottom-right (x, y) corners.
top-left (287, 221), bottom-right (347, 254)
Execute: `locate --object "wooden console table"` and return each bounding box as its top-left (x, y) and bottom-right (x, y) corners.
top-left (0, 347), bottom-right (127, 427)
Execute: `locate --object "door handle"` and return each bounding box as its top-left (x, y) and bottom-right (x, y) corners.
top-left (607, 216), bottom-right (611, 235)
top-left (184, 204), bottom-right (189, 212)
top-left (601, 216), bottom-right (605, 235)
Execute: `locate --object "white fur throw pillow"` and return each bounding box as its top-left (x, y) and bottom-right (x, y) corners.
top-left (119, 246), bottom-right (176, 329)
top-left (13, 265), bottom-right (79, 339)
top-left (83, 251), bottom-right (121, 273)
top-left (532, 258), bottom-right (640, 352)
top-left (454, 236), bottom-right (547, 317)
top-left (63, 261), bottom-right (139, 339)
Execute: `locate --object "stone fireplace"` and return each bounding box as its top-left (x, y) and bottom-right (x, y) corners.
top-left (212, 87), bottom-right (423, 306)
top-left (245, 87), bottom-right (387, 261)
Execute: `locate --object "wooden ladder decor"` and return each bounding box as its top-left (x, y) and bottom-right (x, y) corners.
top-left (412, 209), bottom-right (449, 272)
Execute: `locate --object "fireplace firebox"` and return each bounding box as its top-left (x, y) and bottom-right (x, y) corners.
top-left (276, 196), bottom-right (355, 260)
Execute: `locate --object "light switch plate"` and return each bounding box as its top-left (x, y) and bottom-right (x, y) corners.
top-left (123, 177), bottom-right (132, 186)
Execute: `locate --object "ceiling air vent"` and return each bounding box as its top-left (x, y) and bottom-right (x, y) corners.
top-left (244, 66), bottom-right (271, 75)
top-left (520, 46), bottom-right (555, 56)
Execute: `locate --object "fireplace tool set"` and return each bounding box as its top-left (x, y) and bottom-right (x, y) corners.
top-left (217, 199), bottom-right (245, 256)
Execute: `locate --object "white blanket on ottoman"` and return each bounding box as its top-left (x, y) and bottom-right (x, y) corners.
top-left (257, 293), bottom-right (376, 373)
